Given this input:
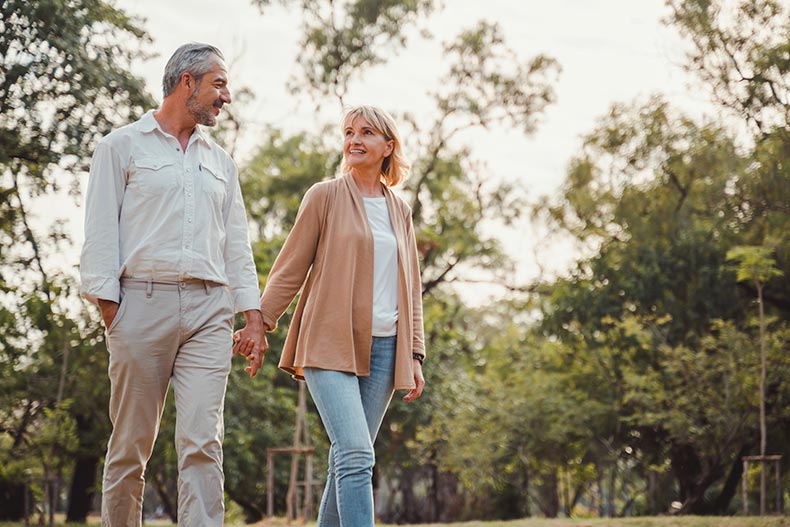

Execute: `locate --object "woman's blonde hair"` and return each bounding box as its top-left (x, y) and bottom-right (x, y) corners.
top-left (340, 105), bottom-right (411, 187)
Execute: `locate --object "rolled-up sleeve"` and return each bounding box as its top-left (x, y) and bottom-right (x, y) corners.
top-left (222, 160), bottom-right (261, 313)
top-left (80, 141), bottom-right (125, 304)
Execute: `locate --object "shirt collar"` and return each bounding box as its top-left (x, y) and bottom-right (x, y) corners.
top-left (137, 110), bottom-right (213, 149)
top-left (137, 110), bottom-right (160, 134)
top-left (191, 124), bottom-right (212, 148)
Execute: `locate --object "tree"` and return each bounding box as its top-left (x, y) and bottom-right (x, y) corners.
top-left (726, 245), bottom-right (784, 515)
top-left (251, 0), bottom-right (439, 106)
top-left (0, 0), bottom-right (151, 521)
top-left (668, 0), bottom-right (790, 135)
top-left (533, 88), bottom-right (790, 514)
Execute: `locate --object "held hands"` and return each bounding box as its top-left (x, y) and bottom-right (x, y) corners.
top-left (402, 358), bottom-right (425, 402)
top-left (232, 309), bottom-right (269, 378)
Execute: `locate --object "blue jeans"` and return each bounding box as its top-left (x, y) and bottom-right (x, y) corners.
top-left (304, 335), bottom-right (397, 527)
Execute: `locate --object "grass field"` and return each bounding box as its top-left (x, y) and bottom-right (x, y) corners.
top-left (2, 515), bottom-right (788, 527)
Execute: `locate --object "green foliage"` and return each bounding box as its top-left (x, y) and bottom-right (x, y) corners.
top-left (0, 0), bottom-right (152, 193)
top-left (0, 0), bottom-right (150, 521)
top-left (436, 21), bottom-right (560, 135)
top-left (281, 0), bottom-right (438, 103)
top-left (523, 3), bottom-right (790, 513)
top-left (726, 246), bottom-right (784, 285)
top-left (668, 0), bottom-right (790, 133)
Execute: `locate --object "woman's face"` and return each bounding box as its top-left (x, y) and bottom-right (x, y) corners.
top-left (343, 115), bottom-right (394, 174)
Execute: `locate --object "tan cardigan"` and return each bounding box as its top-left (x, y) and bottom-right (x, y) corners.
top-left (260, 173), bottom-right (425, 390)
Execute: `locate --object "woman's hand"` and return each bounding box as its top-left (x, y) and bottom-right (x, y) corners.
top-left (233, 309), bottom-right (269, 378)
top-left (403, 359), bottom-right (425, 402)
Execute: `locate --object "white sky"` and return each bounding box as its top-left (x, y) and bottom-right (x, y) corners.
top-left (57, 0), bottom-right (718, 304)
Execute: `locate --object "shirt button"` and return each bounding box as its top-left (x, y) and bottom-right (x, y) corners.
top-left (188, 218), bottom-right (193, 223)
top-left (187, 192), bottom-right (192, 197)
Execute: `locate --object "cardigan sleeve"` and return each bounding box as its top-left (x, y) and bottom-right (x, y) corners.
top-left (406, 209), bottom-right (426, 358)
top-left (259, 183), bottom-right (326, 331)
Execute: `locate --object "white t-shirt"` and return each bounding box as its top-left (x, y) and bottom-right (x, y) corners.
top-left (363, 197), bottom-right (399, 336)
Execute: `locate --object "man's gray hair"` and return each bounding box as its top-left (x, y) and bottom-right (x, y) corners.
top-left (162, 43), bottom-right (224, 98)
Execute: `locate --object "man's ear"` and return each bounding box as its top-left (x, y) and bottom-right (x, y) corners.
top-left (181, 72), bottom-right (194, 91)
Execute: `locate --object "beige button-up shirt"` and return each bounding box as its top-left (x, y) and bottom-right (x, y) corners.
top-left (80, 111), bottom-right (260, 312)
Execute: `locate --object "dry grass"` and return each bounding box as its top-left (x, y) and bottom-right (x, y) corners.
top-left (3, 515), bottom-right (788, 527)
top-left (247, 516), bottom-right (790, 527)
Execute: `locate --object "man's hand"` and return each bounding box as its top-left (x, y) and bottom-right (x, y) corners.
top-left (232, 309), bottom-right (268, 378)
top-left (98, 298), bottom-right (120, 328)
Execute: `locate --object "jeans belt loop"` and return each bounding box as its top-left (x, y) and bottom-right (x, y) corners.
top-left (146, 279), bottom-right (153, 298)
top-left (203, 280), bottom-right (210, 295)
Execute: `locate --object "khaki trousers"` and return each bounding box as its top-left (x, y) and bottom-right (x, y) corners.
top-left (101, 279), bottom-right (234, 527)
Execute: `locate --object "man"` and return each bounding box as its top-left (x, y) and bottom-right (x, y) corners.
top-left (80, 43), bottom-right (266, 526)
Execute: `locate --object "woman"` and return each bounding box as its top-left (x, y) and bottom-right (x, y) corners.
top-left (249, 105), bottom-right (425, 526)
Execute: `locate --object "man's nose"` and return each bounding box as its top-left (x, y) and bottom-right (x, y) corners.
top-left (221, 88), bottom-right (232, 104)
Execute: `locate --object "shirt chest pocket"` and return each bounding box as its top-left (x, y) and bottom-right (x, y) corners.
top-left (200, 162), bottom-right (228, 202)
top-left (130, 158), bottom-right (178, 195)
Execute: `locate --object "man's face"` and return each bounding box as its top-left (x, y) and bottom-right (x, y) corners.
top-left (185, 57), bottom-right (231, 127)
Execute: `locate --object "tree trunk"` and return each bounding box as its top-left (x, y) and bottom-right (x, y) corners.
top-left (151, 470), bottom-right (178, 523)
top-left (66, 455), bottom-right (100, 522)
top-left (229, 494), bottom-right (264, 524)
top-left (522, 461), bottom-right (531, 517)
top-left (537, 469), bottom-right (560, 518)
top-left (607, 464), bottom-right (616, 517)
top-left (0, 480), bottom-right (26, 520)
top-left (712, 445), bottom-right (749, 514)
top-left (401, 479), bottom-right (418, 523)
top-left (757, 282), bottom-right (767, 516)
top-left (429, 451), bottom-right (439, 522)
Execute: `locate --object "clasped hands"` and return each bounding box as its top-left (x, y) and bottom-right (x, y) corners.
top-left (232, 309), bottom-right (268, 378)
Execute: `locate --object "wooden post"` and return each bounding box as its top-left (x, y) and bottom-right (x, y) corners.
top-left (266, 381), bottom-right (317, 522)
top-left (267, 451), bottom-right (274, 517)
top-left (743, 455), bottom-right (783, 515)
top-left (303, 384), bottom-right (314, 522)
top-left (776, 458), bottom-right (782, 515)
top-left (742, 458), bottom-right (749, 515)
top-left (304, 451), bottom-right (314, 521)
top-left (286, 383), bottom-right (308, 521)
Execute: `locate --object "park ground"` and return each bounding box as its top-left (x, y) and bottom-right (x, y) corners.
top-left (2, 516), bottom-right (788, 527)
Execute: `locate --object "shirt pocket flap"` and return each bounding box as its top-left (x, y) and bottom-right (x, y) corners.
top-left (135, 158), bottom-right (174, 171)
top-left (201, 163), bottom-right (227, 182)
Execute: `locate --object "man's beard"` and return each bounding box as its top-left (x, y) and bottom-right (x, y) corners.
top-left (186, 91), bottom-right (219, 127)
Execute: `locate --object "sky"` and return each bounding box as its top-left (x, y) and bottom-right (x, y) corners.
top-left (64, 0), bottom-right (716, 304)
